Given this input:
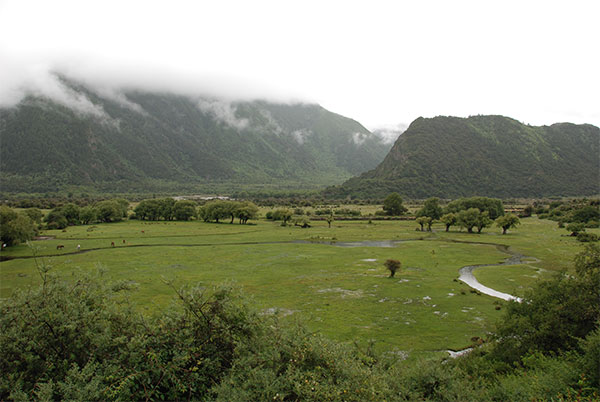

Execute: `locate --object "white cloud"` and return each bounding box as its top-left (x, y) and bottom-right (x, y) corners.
top-left (196, 99), bottom-right (249, 130)
top-left (351, 132), bottom-right (368, 146)
top-left (257, 108), bottom-right (284, 136)
top-left (371, 124), bottom-right (408, 145)
top-left (291, 129), bottom-right (312, 145)
top-left (93, 87), bottom-right (147, 116)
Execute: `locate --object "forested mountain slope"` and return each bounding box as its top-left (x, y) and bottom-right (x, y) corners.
top-left (325, 115), bottom-right (599, 199)
top-left (0, 79), bottom-right (391, 193)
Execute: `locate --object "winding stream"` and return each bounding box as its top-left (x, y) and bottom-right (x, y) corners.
top-left (457, 243), bottom-right (533, 302)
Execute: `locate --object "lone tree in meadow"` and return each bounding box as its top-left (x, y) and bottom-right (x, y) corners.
top-left (384, 259), bottom-right (402, 278)
top-left (383, 193), bottom-right (408, 216)
top-left (326, 214), bottom-right (334, 228)
top-left (495, 213), bottom-right (520, 234)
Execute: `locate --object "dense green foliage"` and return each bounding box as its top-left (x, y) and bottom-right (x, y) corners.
top-left (325, 115), bottom-right (600, 199)
top-left (445, 196), bottom-right (504, 220)
top-left (495, 213), bottom-right (520, 234)
top-left (198, 200), bottom-right (259, 224)
top-left (489, 243), bottom-right (600, 367)
top-left (44, 199), bottom-right (127, 228)
top-left (382, 192), bottom-right (407, 216)
top-left (536, 199), bottom-right (599, 226)
top-left (0, 206), bottom-right (38, 246)
top-left (0, 79), bottom-right (392, 193)
top-left (416, 197), bottom-right (443, 220)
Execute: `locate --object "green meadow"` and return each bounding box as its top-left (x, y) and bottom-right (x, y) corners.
top-left (0, 217), bottom-right (590, 359)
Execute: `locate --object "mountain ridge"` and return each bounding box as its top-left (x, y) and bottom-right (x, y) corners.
top-left (0, 78), bottom-right (394, 193)
top-left (324, 115), bottom-right (600, 199)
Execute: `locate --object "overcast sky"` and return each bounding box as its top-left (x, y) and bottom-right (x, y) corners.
top-left (1, 0), bottom-right (598, 130)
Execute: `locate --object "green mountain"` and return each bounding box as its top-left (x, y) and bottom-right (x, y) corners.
top-left (325, 115), bottom-right (600, 199)
top-left (0, 79), bottom-right (392, 193)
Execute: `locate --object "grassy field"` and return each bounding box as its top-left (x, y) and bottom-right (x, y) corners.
top-left (0, 216), bottom-right (591, 359)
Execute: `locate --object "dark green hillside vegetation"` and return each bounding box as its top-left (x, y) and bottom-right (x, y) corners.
top-left (1, 245), bottom-right (598, 400)
top-left (0, 77), bottom-right (392, 194)
top-left (326, 115), bottom-right (600, 199)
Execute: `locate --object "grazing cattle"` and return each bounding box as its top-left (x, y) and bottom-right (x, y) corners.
top-left (123, 239), bottom-right (126, 244)
top-left (56, 245), bottom-right (64, 250)
top-left (141, 230), bottom-right (145, 234)
top-left (77, 244), bottom-right (81, 251)
top-left (111, 242), bottom-right (115, 247)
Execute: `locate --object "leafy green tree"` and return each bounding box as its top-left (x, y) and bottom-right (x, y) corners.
top-left (94, 200), bottom-right (123, 223)
top-left (44, 209), bottom-right (68, 229)
top-left (271, 209), bottom-right (292, 224)
top-left (417, 197), bottom-right (443, 220)
top-left (79, 206), bottom-right (97, 225)
top-left (415, 216), bottom-right (431, 232)
top-left (158, 198), bottom-right (176, 221)
top-left (457, 208), bottom-right (480, 233)
top-left (23, 208), bottom-right (43, 227)
top-left (440, 213), bottom-right (457, 232)
top-left (495, 213), bottom-right (520, 234)
top-left (326, 214), bottom-right (334, 228)
top-left (475, 211), bottom-right (492, 233)
top-left (234, 202), bottom-right (259, 224)
top-left (382, 192), bottom-right (407, 216)
top-left (384, 259), bottom-right (401, 278)
top-left (291, 216), bottom-right (311, 228)
top-left (0, 206), bottom-right (37, 246)
top-left (113, 198), bottom-right (130, 218)
top-left (61, 203), bottom-right (81, 225)
top-left (173, 200), bottom-right (197, 221)
top-left (201, 200), bottom-right (231, 223)
top-left (134, 199), bottom-right (161, 220)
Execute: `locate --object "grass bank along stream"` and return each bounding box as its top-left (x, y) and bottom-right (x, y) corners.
top-left (0, 218), bottom-right (589, 358)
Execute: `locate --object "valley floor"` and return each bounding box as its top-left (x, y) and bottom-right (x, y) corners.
top-left (0, 217), bottom-right (590, 359)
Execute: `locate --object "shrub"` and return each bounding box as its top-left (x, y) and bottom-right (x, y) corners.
top-left (384, 259), bottom-right (401, 278)
top-left (577, 232), bottom-right (599, 242)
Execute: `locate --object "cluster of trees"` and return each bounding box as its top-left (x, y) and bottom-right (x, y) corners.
top-left (265, 208), bottom-right (293, 224)
top-left (44, 200), bottom-right (129, 229)
top-left (198, 200), bottom-right (259, 224)
top-left (414, 196), bottom-right (520, 234)
top-left (132, 198), bottom-right (197, 221)
top-left (0, 206), bottom-right (39, 247)
top-left (535, 199), bottom-right (599, 226)
top-left (1, 245), bottom-right (598, 400)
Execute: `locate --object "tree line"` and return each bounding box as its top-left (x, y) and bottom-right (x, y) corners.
top-left (383, 193), bottom-right (521, 234)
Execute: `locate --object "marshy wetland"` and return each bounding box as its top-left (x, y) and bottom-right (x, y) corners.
top-left (0, 216), bottom-right (591, 360)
